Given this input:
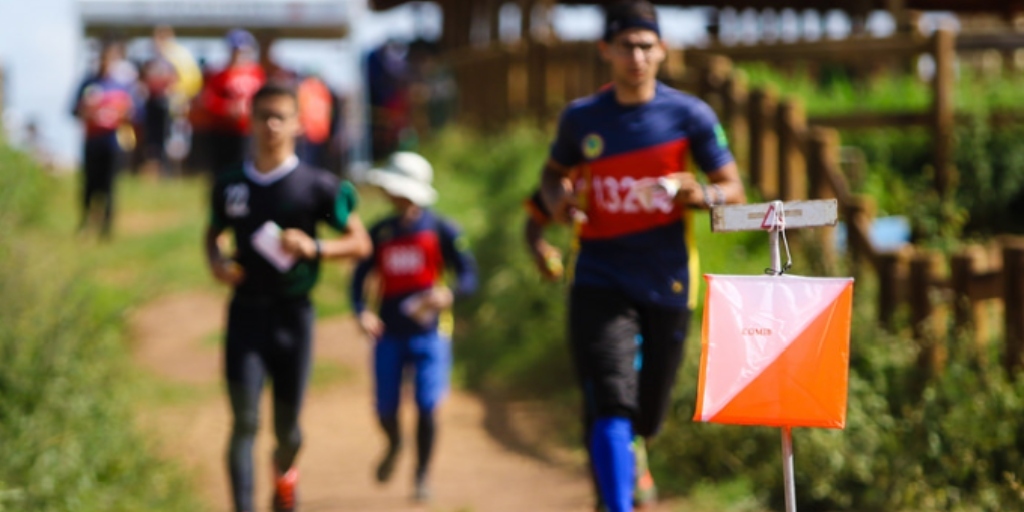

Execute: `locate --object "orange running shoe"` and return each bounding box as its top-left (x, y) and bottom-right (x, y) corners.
top-left (273, 466), bottom-right (299, 512)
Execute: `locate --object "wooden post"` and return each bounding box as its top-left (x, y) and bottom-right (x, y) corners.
top-left (451, 58), bottom-right (470, 125)
top-left (487, 51), bottom-right (511, 130)
top-left (578, 44), bottom-right (596, 100)
top-left (931, 28), bottom-right (955, 196)
top-left (722, 72), bottom-right (749, 175)
top-left (488, 0), bottom-right (502, 45)
top-left (805, 127), bottom-right (840, 273)
top-left (526, 41), bottom-right (548, 122)
top-left (507, 48), bottom-right (528, 114)
top-left (950, 245), bottom-right (998, 361)
top-left (807, 127), bottom-right (840, 201)
top-left (520, 0), bottom-right (536, 42)
top-left (911, 251), bottom-right (945, 375)
top-left (877, 250), bottom-right (906, 329)
top-left (777, 99), bottom-right (807, 201)
top-left (748, 86), bottom-right (779, 199)
top-left (951, 246), bottom-right (982, 330)
top-left (1003, 238), bottom-right (1024, 376)
top-left (594, 43), bottom-right (611, 87)
top-left (561, 44), bottom-right (580, 102)
top-left (844, 195), bottom-right (875, 282)
top-left (697, 55), bottom-right (730, 109)
top-left (545, 45), bottom-right (565, 108)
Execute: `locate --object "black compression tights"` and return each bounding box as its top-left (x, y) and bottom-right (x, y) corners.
top-left (378, 410), bottom-right (437, 481)
top-left (416, 410), bottom-right (436, 481)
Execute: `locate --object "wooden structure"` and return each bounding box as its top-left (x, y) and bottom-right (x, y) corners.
top-left (371, 0), bottom-right (1024, 50)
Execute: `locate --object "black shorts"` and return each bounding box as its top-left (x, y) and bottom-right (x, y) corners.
top-left (225, 294), bottom-right (314, 412)
top-left (569, 285), bottom-right (691, 437)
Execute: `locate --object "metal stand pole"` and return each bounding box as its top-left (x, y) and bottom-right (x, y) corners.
top-left (767, 200), bottom-right (797, 512)
top-left (782, 426), bottom-right (797, 512)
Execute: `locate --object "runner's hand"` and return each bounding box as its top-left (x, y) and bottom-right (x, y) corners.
top-left (530, 243), bottom-right (564, 281)
top-left (359, 311), bottom-right (385, 341)
top-left (665, 172), bottom-right (701, 207)
top-left (543, 177), bottom-right (583, 224)
top-left (212, 259), bottom-right (245, 286)
top-left (280, 229), bottom-right (318, 259)
top-left (422, 287), bottom-right (454, 310)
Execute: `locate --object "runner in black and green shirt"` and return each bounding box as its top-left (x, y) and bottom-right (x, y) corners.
top-left (205, 82), bottom-right (372, 512)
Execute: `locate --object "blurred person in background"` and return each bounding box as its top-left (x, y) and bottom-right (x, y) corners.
top-left (71, 39), bottom-right (135, 239)
top-left (296, 71), bottom-right (333, 169)
top-left (153, 25), bottom-right (202, 110)
top-left (139, 40), bottom-right (178, 177)
top-left (153, 25), bottom-right (203, 174)
top-left (367, 40), bottom-right (412, 161)
top-left (201, 29), bottom-right (265, 176)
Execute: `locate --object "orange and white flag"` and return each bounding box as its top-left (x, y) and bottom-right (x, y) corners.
top-left (694, 275), bottom-right (854, 429)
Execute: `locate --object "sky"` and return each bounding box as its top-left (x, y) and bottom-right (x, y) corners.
top-left (0, 1), bottom-right (913, 167)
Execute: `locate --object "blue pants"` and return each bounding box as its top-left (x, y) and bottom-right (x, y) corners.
top-left (374, 331), bottom-right (451, 417)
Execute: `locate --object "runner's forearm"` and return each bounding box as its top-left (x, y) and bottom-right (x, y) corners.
top-left (204, 226), bottom-right (227, 268)
top-left (540, 161), bottom-right (572, 221)
top-left (319, 214), bottom-right (372, 260)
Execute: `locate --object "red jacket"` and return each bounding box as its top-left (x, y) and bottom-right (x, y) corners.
top-left (201, 62), bottom-right (265, 134)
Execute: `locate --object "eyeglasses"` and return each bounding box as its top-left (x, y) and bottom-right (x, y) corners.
top-left (611, 40), bottom-right (658, 57)
top-left (253, 110), bottom-right (295, 122)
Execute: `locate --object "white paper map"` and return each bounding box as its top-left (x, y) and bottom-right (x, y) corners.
top-left (251, 221), bottom-right (297, 273)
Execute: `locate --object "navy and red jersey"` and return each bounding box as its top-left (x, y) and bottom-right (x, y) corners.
top-left (209, 157), bottom-right (358, 298)
top-left (72, 75), bottom-right (135, 142)
top-left (549, 82), bottom-right (734, 308)
top-left (351, 210), bottom-right (477, 337)
top-left (201, 63), bottom-right (266, 134)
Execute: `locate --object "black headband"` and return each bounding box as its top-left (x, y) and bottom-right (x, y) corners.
top-left (603, 17), bottom-right (661, 42)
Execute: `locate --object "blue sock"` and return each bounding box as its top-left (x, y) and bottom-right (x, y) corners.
top-left (590, 416), bottom-right (635, 512)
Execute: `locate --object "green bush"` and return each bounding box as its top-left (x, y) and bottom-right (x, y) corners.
top-left (0, 145), bottom-right (203, 512)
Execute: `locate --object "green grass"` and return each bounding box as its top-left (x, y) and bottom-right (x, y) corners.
top-left (0, 147), bottom-right (206, 512)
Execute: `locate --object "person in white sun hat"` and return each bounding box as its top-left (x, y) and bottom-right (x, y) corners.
top-left (365, 151), bottom-right (438, 206)
top-left (351, 151), bottom-right (477, 502)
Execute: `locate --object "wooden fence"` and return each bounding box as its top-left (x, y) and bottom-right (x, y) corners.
top-left (670, 37), bottom-right (1024, 377)
top-left (442, 29), bottom-right (1024, 375)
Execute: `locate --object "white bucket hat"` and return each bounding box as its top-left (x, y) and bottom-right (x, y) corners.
top-left (365, 152), bottom-right (438, 206)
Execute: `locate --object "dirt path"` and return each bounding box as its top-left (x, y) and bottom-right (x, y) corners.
top-left (131, 291), bottom-right (681, 512)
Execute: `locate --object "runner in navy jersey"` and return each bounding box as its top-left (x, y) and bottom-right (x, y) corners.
top-left (205, 83), bottom-right (372, 512)
top-left (538, 2), bottom-right (747, 510)
top-left (351, 151), bottom-right (477, 502)
top-left (71, 41), bottom-right (135, 238)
